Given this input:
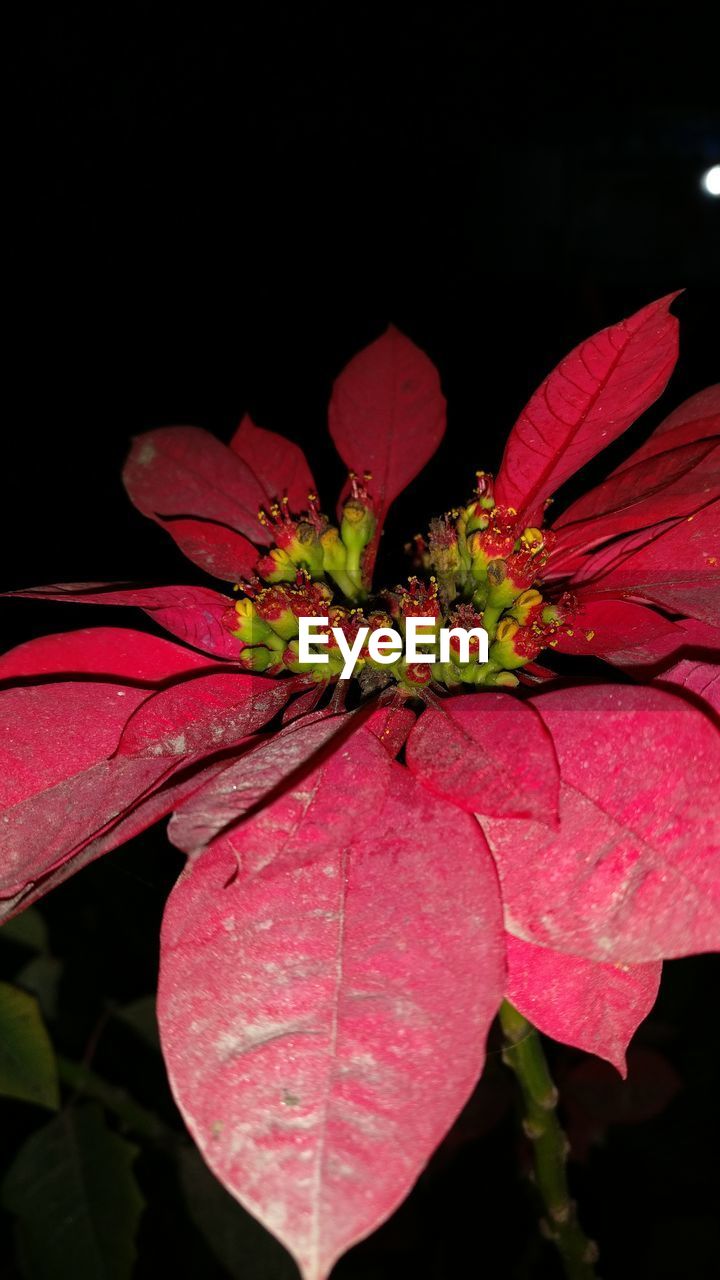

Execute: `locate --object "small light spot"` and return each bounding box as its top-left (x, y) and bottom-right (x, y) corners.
top-left (701, 164), bottom-right (720, 197)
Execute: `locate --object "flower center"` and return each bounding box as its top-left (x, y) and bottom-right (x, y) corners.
top-left (226, 471), bottom-right (584, 690)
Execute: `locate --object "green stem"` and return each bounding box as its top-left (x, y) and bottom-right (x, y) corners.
top-left (57, 1054), bottom-right (175, 1145)
top-left (499, 1001), bottom-right (599, 1280)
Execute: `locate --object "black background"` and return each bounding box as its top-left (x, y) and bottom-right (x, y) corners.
top-left (3, 6), bottom-right (720, 1278)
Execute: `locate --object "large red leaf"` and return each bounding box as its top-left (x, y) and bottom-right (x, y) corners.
top-left (494, 295), bottom-right (680, 521)
top-left (602, 618), bottom-right (720, 683)
top-left (328, 327), bottom-right (446, 569)
top-left (546, 519), bottom-right (679, 587)
top-left (405, 692), bottom-right (559, 823)
top-left (480, 685), bottom-right (720, 963)
top-left (613, 384), bottom-right (720, 473)
top-left (553, 598), bottom-right (679, 661)
top-left (0, 682), bottom-right (174, 895)
top-left (158, 764), bottom-right (504, 1280)
top-left (581, 500), bottom-right (720, 626)
top-left (0, 627), bottom-right (221, 892)
top-left (505, 933), bottom-right (661, 1075)
top-left (123, 427), bottom-right (266, 579)
top-left (168, 710), bottom-right (368, 855)
top-left (117, 672), bottom-right (300, 758)
top-left (3, 583), bottom-right (240, 659)
top-left (0, 635), bottom-right (294, 897)
top-left (0, 753), bottom-right (233, 924)
top-left (647, 620), bottom-right (720, 714)
top-left (551, 439), bottom-right (719, 559)
top-left (172, 724), bottom-right (394, 878)
top-left (364, 702), bottom-right (416, 757)
top-left (0, 625), bottom-right (214, 682)
top-left (230, 413), bottom-right (317, 512)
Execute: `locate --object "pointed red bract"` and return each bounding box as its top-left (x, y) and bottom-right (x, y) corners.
top-left (123, 426), bottom-right (265, 579)
top-left (405, 693), bottom-right (560, 823)
top-left (505, 933), bottom-right (661, 1076)
top-left (0, 754), bottom-right (233, 924)
top-left (117, 672), bottom-right (300, 758)
top-left (613, 384), bottom-right (720, 472)
top-left (553, 599), bottom-right (678, 661)
top-left (328, 327), bottom-right (446, 577)
top-left (480, 685), bottom-right (720, 962)
top-left (495, 295), bottom-right (680, 521)
top-left (651, 620), bottom-right (720, 713)
top-left (364, 703), bottom-right (416, 757)
top-left (552, 439), bottom-right (719, 558)
top-left (172, 726), bottom-right (394, 878)
top-left (3, 583), bottom-right (240, 658)
top-left (158, 764), bottom-right (504, 1280)
top-left (168, 710), bottom-right (368, 855)
top-left (0, 625), bottom-right (214, 682)
top-left (231, 413), bottom-right (317, 512)
top-left (582, 500), bottom-right (720, 627)
top-left (149, 517), bottom-right (260, 582)
top-left (0, 682), bottom-right (174, 895)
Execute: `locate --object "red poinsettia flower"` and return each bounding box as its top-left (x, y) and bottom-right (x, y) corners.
top-left (1, 298), bottom-right (719, 1280)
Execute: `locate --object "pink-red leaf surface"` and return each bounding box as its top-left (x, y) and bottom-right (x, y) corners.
top-left (168, 710), bottom-right (368, 855)
top-left (480, 685), bottom-right (720, 962)
top-left (117, 673), bottom-right (299, 758)
top-left (495, 295), bottom-right (680, 520)
top-left (328, 326), bottom-right (446, 521)
top-left (159, 764), bottom-right (504, 1280)
top-left (553, 599), bottom-right (679, 661)
top-left (123, 427), bottom-right (266, 579)
top-left (0, 682), bottom-right (174, 895)
top-left (405, 693), bottom-right (559, 823)
top-left (230, 413), bottom-right (317, 511)
top-left (3, 583), bottom-right (240, 659)
top-left (505, 933), bottom-right (661, 1075)
top-left (613, 384), bottom-right (720, 472)
top-left (582, 500), bottom-right (720, 626)
top-left (0, 625), bottom-right (213, 683)
top-left (552, 439), bottom-right (719, 558)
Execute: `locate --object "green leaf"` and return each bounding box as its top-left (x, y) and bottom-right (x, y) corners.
top-left (16, 955), bottom-right (63, 1022)
top-left (112, 995), bottom-right (160, 1050)
top-left (178, 1147), bottom-right (298, 1279)
top-left (0, 981), bottom-right (59, 1109)
top-left (1, 1103), bottom-right (144, 1280)
top-left (0, 907), bottom-right (48, 953)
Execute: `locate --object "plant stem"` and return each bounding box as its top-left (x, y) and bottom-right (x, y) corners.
top-left (499, 1000), bottom-right (599, 1280)
top-left (57, 1054), bottom-right (175, 1145)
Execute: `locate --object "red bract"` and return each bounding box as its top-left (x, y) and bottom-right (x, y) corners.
top-left (2, 302), bottom-right (719, 1279)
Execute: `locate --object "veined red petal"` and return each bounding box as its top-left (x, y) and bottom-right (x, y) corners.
top-left (168, 709), bottom-right (368, 855)
top-left (553, 599), bottom-right (679, 661)
top-left (3, 584), bottom-right (241, 659)
top-left (0, 754), bottom-right (234, 924)
top-left (613, 384), bottom-right (720, 473)
top-left (480, 685), bottom-right (720, 963)
top-left (495, 294), bottom-right (680, 521)
top-left (123, 426), bottom-right (266, 579)
top-left (158, 764), bottom-right (503, 1280)
top-left (328, 327), bottom-right (446, 578)
top-left (0, 625), bottom-right (214, 682)
top-left (154, 518), bottom-right (260, 582)
top-left (230, 413), bottom-right (317, 512)
top-left (364, 703), bottom-right (416, 758)
top-left (505, 933), bottom-right (661, 1076)
top-left (117, 672), bottom-right (300, 758)
top-left (551, 439), bottom-right (719, 559)
top-left (581, 500), bottom-right (720, 627)
top-left (0, 681), bottom-right (174, 895)
top-left (405, 693), bottom-right (560, 824)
